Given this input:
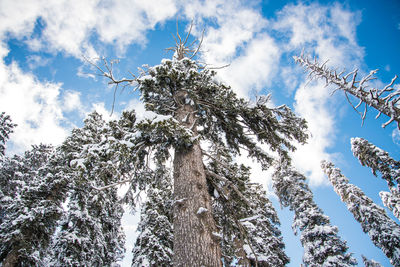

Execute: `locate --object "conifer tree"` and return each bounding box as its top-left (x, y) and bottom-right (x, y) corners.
top-left (131, 165), bottom-right (173, 267)
top-left (362, 255), bottom-right (383, 267)
top-left (321, 160), bottom-right (400, 266)
top-left (93, 29), bottom-right (309, 266)
top-left (351, 137), bottom-right (400, 220)
top-left (0, 112), bottom-right (16, 157)
top-left (206, 147), bottom-right (289, 266)
top-left (51, 112), bottom-right (126, 266)
top-left (272, 160), bottom-right (357, 266)
top-left (0, 144), bottom-right (69, 266)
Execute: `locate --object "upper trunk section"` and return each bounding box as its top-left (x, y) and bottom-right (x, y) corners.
top-left (172, 96), bottom-right (222, 267)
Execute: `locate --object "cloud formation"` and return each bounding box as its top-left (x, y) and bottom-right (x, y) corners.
top-left (0, 0), bottom-right (367, 186)
top-left (0, 44), bottom-right (68, 153)
top-left (271, 3), bottom-right (364, 185)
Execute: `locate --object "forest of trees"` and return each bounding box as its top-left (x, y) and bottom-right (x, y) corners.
top-left (0, 36), bottom-right (399, 267)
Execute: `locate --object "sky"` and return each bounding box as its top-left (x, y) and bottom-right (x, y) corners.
top-left (0, 0), bottom-right (399, 266)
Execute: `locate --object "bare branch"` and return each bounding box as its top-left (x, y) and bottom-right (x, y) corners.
top-left (294, 54), bottom-right (400, 128)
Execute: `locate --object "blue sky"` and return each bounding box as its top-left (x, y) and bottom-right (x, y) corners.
top-left (0, 0), bottom-right (399, 266)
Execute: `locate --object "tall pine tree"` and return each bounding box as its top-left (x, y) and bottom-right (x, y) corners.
top-left (351, 137), bottom-right (400, 220)
top-left (93, 31), bottom-right (309, 266)
top-left (51, 112), bottom-right (125, 266)
top-left (272, 160), bottom-right (357, 266)
top-left (0, 144), bottom-right (69, 266)
top-left (0, 112), bottom-right (16, 157)
top-left (321, 160), bottom-right (400, 266)
top-left (131, 165), bottom-right (173, 267)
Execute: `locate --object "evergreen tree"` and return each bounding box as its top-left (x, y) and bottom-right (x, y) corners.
top-left (0, 144), bottom-right (69, 266)
top-left (131, 165), bottom-right (173, 267)
top-left (272, 160), bottom-right (357, 266)
top-left (294, 54), bottom-right (400, 128)
top-left (362, 255), bottom-right (383, 267)
top-left (206, 147), bottom-right (289, 266)
top-left (380, 190), bottom-right (400, 221)
top-left (95, 32), bottom-right (309, 266)
top-left (351, 137), bottom-right (400, 221)
top-left (51, 112), bottom-right (125, 266)
top-left (321, 160), bottom-right (400, 266)
top-left (0, 112), bottom-right (16, 157)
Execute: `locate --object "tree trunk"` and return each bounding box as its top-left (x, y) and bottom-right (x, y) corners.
top-left (3, 249), bottom-right (18, 267)
top-left (172, 96), bottom-right (222, 266)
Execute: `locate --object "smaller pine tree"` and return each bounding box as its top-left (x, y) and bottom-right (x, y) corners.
top-left (0, 112), bottom-right (16, 157)
top-left (206, 147), bottom-right (289, 266)
top-left (362, 255), bottom-right (383, 267)
top-left (322, 160), bottom-right (400, 266)
top-left (131, 165), bottom-right (173, 267)
top-left (0, 144), bottom-right (69, 266)
top-left (51, 112), bottom-right (125, 266)
top-left (351, 137), bottom-right (400, 220)
top-left (273, 160), bottom-right (357, 266)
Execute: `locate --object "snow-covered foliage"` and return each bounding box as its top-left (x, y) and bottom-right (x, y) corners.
top-left (95, 51), bottom-right (309, 266)
top-left (322, 161), bottom-right (400, 266)
top-left (362, 255), bottom-right (383, 267)
top-left (0, 45), bottom-right (310, 265)
top-left (0, 144), bottom-right (69, 266)
top-left (351, 137), bottom-right (400, 186)
top-left (137, 57), bottom-right (308, 167)
top-left (51, 112), bottom-right (125, 266)
top-left (207, 147), bottom-right (289, 266)
top-left (273, 161), bottom-right (357, 266)
top-left (351, 137), bottom-right (400, 221)
top-left (380, 190), bottom-right (400, 221)
top-left (0, 112), bottom-right (16, 156)
top-left (131, 165), bottom-right (173, 267)
top-left (294, 54), bottom-right (400, 128)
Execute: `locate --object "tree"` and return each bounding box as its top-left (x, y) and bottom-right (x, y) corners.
top-left (131, 165), bottom-right (173, 267)
top-left (0, 112), bottom-right (16, 157)
top-left (0, 144), bottom-right (69, 266)
top-left (92, 30), bottom-right (309, 266)
top-left (351, 137), bottom-right (400, 220)
top-left (294, 54), bottom-right (400, 128)
top-left (321, 160), bottom-right (400, 266)
top-left (272, 160), bottom-right (357, 266)
top-left (207, 146), bottom-right (289, 266)
top-left (51, 112), bottom-right (126, 266)
top-left (362, 255), bottom-right (383, 267)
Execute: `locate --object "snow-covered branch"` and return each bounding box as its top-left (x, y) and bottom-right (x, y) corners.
top-left (294, 54), bottom-right (400, 128)
top-left (205, 169), bottom-right (251, 207)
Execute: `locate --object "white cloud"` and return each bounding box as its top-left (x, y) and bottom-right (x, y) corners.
top-left (0, 0), bottom-right (178, 58)
top-left (0, 55), bottom-right (69, 154)
top-left (272, 3), bottom-right (364, 185)
top-left (392, 128), bottom-right (400, 146)
top-left (216, 34), bottom-right (280, 98)
top-left (26, 55), bottom-right (51, 69)
top-left (0, 0), bottom-right (369, 187)
top-left (182, 1), bottom-right (275, 97)
top-left (291, 81), bottom-right (336, 185)
top-left (91, 102), bottom-right (119, 122)
top-left (63, 91), bottom-right (84, 113)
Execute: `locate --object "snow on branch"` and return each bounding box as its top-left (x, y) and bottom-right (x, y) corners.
top-left (204, 169), bottom-right (251, 207)
top-left (294, 54), bottom-right (400, 128)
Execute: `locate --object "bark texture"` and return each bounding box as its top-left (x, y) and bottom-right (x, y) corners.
top-left (172, 98), bottom-right (222, 267)
top-left (2, 249), bottom-right (18, 267)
